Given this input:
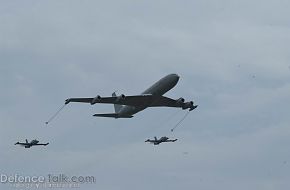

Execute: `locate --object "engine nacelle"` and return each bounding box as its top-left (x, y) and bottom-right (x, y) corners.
top-left (116, 94), bottom-right (126, 102)
top-left (91, 95), bottom-right (101, 105)
top-left (182, 101), bottom-right (194, 110)
top-left (176, 97), bottom-right (185, 105)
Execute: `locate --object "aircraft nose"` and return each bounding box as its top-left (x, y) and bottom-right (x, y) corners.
top-left (171, 74), bottom-right (179, 83)
top-left (172, 73), bottom-right (179, 79)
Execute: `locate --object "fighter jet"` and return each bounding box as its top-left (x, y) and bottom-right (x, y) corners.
top-left (145, 136), bottom-right (177, 145)
top-left (14, 139), bottom-right (49, 148)
top-left (65, 74), bottom-right (198, 118)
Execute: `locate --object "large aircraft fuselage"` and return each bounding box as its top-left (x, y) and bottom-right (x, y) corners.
top-left (118, 74), bottom-right (179, 117)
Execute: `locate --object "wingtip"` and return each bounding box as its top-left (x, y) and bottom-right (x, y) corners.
top-left (65, 99), bottom-right (71, 104)
top-left (189, 105), bottom-right (198, 111)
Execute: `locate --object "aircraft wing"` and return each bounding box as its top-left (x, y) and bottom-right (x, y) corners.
top-left (166, 139), bottom-right (178, 142)
top-left (65, 95), bottom-right (153, 107)
top-left (16, 143), bottom-right (29, 146)
top-left (150, 96), bottom-right (195, 109)
top-left (66, 95), bottom-right (197, 110)
top-left (34, 143), bottom-right (49, 146)
top-left (150, 96), bottom-right (179, 107)
top-left (145, 139), bottom-right (156, 143)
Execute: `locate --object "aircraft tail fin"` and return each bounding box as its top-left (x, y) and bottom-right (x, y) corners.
top-left (26, 139), bottom-right (28, 144)
top-left (112, 92), bottom-right (123, 113)
top-left (154, 137), bottom-right (158, 141)
top-left (93, 113), bottom-right (133, 118)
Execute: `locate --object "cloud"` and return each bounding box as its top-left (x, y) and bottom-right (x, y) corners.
top-left (0, 0), bottom-right (290, 189)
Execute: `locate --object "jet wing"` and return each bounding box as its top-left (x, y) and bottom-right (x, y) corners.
top-left (65, 95), bottom-right (153, 107)
top-left (166, 139), bottom-right (178, 142)
top-left (66, 95), bottom-right (197, 110)
top-left (149, 96), bottom-right (179, 107)
top-left (34, 143), bottom-right (49, 146)
top-left (93, 113), bottom-right (133, 118)
top-left (16, 143), bottom-right (29, 146)
top-left (150, 96), bottom-right (193, 108)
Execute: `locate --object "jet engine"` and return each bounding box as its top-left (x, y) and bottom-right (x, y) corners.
top-left (182, 101), bottom-right (194, 110)
top-left (91, 95), bottom-right (102, 105)
top-left (176, 98), bottom-right (185, 105)
top-left (116, 94), bottom-right (126, 102)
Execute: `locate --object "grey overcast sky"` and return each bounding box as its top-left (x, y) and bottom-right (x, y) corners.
top-left (1, 0), bottom-right (290, 189)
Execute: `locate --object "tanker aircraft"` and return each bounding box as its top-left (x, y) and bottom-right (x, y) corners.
top-left (65, 74), bottom-right (197, 118)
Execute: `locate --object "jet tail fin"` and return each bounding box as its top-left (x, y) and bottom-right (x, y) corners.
top-left (93, 113), bottom-right (133, 118)
top-left (154, 137), bottom-right (158, 141)
top-left (112, 92), bottom-right (123, 113)
top-left (25, 139), bottom-right (28, 144)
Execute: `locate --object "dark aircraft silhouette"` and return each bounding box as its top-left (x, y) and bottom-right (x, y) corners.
top-left (145, 136), bottom-right (177, 145)
top-left (65, 74), bottom-right (198, 118)
top-left (14, 139), bottom-right (49, 148)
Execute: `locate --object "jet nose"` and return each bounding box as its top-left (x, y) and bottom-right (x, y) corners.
top-left (172, 73), bottom-right (179, 79)
top-left (162, 73), bottom-right (180, 88)
top-left (171, 73), bottom-right (179, 83)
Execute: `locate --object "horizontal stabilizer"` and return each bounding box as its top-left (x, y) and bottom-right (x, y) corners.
top-left (93, 113), bottom-right (133, 118)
